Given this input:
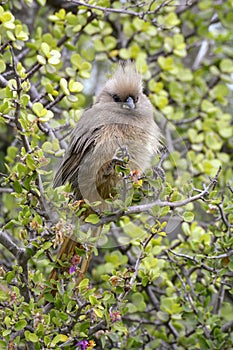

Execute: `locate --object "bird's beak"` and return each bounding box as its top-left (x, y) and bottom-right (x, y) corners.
top-left (125, 96), bottom-right (135, 109)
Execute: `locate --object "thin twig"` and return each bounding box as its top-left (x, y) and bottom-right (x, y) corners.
top-left (128, 168), bottom-right (220, 214)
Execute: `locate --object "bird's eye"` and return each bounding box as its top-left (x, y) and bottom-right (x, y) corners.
top-left (112, 94), bottom-right (122, 103)
top-left (143, 87), bottom-right (149, 96)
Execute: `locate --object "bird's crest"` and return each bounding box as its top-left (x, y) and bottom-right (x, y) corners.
top-left (105, 61), bottom-right (143, 99)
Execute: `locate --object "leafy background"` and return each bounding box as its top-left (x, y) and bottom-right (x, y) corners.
top-left (0, 0), bottom-right (233, 349)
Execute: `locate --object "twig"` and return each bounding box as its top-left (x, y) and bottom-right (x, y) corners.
top-left (0, 230), bottom-right (19, 257)
top-left (128, 168), bottom-right (220, 214)
top-left (0, 188), bottom-right (13, 193)
top-left (215, 202), bottom-right (233, 229)
top-left (221, 320), bottom-right (233, 333)
top-left (118, 231), bottom-right (156, 302)
top-left (215, 283), bottom-right (225, 317)
top-left (0, 40), bottom-right (12, 54)
top-left (205, 250), bottom-right (233, 259)
top-left (68, 0), bottom-right (192, 19)
top-left (45, 93), bottom-right (66, 110)
top-left (10, 46), bottom-right (31, 153)
top-left (166, 251), bottom-right (198, 314)
top-left (0, 230), bottom-right (37, 303)
top-left (167, 249), bottom-right (215, 273)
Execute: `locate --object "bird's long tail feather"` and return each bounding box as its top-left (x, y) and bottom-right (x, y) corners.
top-left (47, 225), bottom-right (102, 297)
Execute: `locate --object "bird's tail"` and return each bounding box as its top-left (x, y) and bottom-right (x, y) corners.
top-left (47, 225), bottom-right (102, 296)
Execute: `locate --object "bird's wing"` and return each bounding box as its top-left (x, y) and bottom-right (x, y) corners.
top-left (53, 125), bottom-right (101, 190)
top-left (53, 103), bottom-right (121, 189)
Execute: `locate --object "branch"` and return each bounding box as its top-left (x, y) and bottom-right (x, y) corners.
top-left (128, 168), bottom-right (221, 214)
top-left (91, 168), bottom-right (221, 229)
top-left (0, 230), bottom-right (19, 257)
top-left (215, 202), bottom-right (233, 229)
top-left (67, 0), bottom-right (192, 25)
top-left (0, 230), bottom-right (38, 303)
top-left (10, 46), bottom-right (31, 153)
top-left (165, 251), bottom-right (198, 315)
top-left (205, 250), bottom-right (233, 260)
top-left (118, 230), bottom-right (157, 302)
top-left (0, 188), bottom-right (13, 193)
top-left (221, 320), bottom-right (233, 333)
top-left (0, 73), bottom-right (9, 88)
top-left (167, 249), bottom-right (215, 273)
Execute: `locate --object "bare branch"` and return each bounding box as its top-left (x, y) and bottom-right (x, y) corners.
top-left (128, 168), bottom-right (220, 214)
top-left (67, 0), bottom-right (193, 19)
top-left (221, 320), bottom-right (233, 333)
top-left (0, 230), bottom-right (19, 257)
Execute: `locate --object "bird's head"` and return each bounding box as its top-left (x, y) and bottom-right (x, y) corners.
top-left (96, 61), bottom-right (146, 110)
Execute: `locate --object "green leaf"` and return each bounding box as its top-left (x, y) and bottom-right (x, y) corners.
top-left (37, 55), bottom-right (46, 65)
top-left (51, 334), bottom-right (68, 346)
top-left (37, 0), bottom-right (46, 5)
top-left (41, 42), bottom-right (50, 57)
top-left (15, 25), bottom-right (28, 41)
top-left (39, 110), bottom-right (54, 122)
top-left (13, 180), bottom-right (22, 193)
top-left (24, 331), bottom-right (39, 343)
top-left (60, 78), bottom-right (70, 95)
top-left (197, 334), bottom-right (210, 350)
top-left (42, 241), bottom-right (52, 250)
top-left (157, 311), bottom-right (169, 322)
top-left (26, 154), bottom-right (36, 170)
top-left (2, 329), bottom-right (11, 337)
top-left (0, 289), bottom-right (8, 302)
top-left (15, 319), bottom-right (27, 331)
top-left (158, 56), bottom-right (174, 71)
top-left (89, 295), bottom-right (98, 305)
top-left (68, 80), bottom-right (83, 93)
top-left (79, 278), bottom-right (89, 293)
top-left (48, 50), bottom-right (61, 65)
top-left (161, 296), bottom-right (182, 315)
top-left (67, 95), bottom-right (78, 102)
top-left (182, 211), bottom-right (194, 222)
top-left (0, 340), bottom-right (7, 349)
top-left (104, 36), bottom-right (117, 50)
top-left (6, 31), bottom-right (15, 41)
top-left (42, 141), bottom-right (53, 153)
top-left (132, 292), bottom-right (144, 304)
top-left (205, 132), bottom-right (223, 150)
top-left (201, 99), bottom-right (218, 113)
top-left (164, 12), bottom-right (180, 27)
top-left (4, 316), bottom-right (11, 327)
top-left (94, 39), bottom-right (106, 52)
top-left (220, 58), bottom-right (233, 73)
top-left (85, 213), bottom-right (100, 224)
top-left (0, 59), bottom-right (6, 73)
top-left (44, 293), bottom-right (54, 303)
top-left (5, 271), bottom-right (15, 283)
top-left (32, 102), bottom-right (43, 116)
top-left (160, 206), bottom-right (170, 217)
top-left (93, 307), bottom-right (103, 318)
top-left (119, 48), bottom-right (131, 60)
top-left (7, 145), bottom-right (18, 161)
top-left (70, 53), bottom-right (82, 68)
top-left (210, 84), bottom-right (229, 100)
top-left (177, 68), bottom-right (193, 81)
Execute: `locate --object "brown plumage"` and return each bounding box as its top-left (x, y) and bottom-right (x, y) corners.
top-left (50, 62), bottom-right (161, 289)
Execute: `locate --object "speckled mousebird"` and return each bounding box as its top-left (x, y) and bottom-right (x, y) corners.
top-left (51, 61), bottom-right (161, 286)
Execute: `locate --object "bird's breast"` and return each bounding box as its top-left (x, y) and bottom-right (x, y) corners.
top-left (92, 123), bottom-right (156, 172)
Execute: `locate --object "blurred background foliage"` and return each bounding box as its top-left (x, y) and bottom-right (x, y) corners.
top-left (0, 0), bottom-right (233, 349)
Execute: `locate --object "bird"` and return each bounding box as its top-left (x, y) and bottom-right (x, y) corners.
top-left (50, 61), bottom-right (161, 288)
